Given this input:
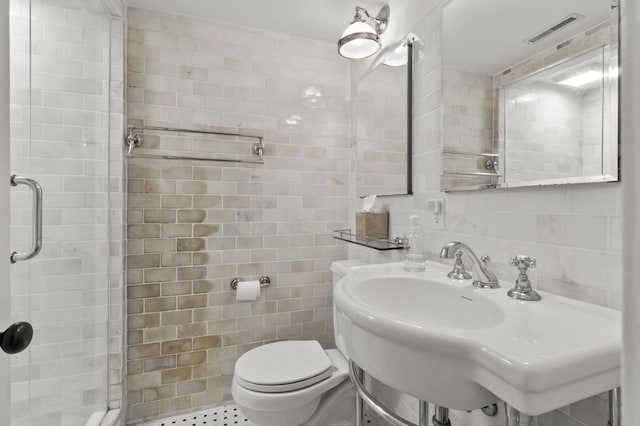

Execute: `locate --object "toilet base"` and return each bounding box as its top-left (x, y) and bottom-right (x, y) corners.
top-left (304, 379), bottom-right (355, 426)
top-left (235, 379), bottom-right (355, 426)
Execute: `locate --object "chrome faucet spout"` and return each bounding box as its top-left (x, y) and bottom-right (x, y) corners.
top-left (439, 240), bottom-right (462, 259)
top-left (439, 241), bottom-right (500, 289)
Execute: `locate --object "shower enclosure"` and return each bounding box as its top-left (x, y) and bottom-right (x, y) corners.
top-left (1, 0), bottom-right (125, 424)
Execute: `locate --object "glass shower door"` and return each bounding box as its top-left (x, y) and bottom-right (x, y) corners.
top-left (8, 0), bottom-right (113, 424)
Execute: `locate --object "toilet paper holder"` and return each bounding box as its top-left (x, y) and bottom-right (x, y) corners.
top-left (230, 276), bottom-right (271, 290)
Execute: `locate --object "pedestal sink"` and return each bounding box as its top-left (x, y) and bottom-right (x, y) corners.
top-left (333, 262), bottom-right (621, 416)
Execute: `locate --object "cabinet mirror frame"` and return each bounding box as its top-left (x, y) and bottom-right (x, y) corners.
top-left (440, 0), bottom-right (619, 193)
top-left (355, 40), bottom-right (414, 198)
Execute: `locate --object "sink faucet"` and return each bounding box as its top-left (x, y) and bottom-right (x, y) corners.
top-left (440, 241), bottom-right (500, 289)
top-left (507, 255), bottom-right (541, 301)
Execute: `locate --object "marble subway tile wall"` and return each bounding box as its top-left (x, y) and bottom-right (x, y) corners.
top-left (8, 0), bottom-right (124, 424)
top-left (348, 1), bottom-right (621, 425)
top-left (125, 8), bottom-right (349, 421)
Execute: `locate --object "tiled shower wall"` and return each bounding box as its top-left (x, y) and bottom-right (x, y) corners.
top-left (9, 0), bottom-right (125, 424)
top-left (125, 8), bottom-right (349, 421)
top-left (349, 0), bottom-right (621, 425)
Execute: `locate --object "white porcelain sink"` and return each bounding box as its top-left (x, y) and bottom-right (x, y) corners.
top-left (333, 262), bottom-right (621, 415)
top-left (351, 275), bottom-right (505, 329)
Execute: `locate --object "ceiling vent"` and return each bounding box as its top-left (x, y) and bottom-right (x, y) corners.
top-left (525, 13), bottom-right (585, 44)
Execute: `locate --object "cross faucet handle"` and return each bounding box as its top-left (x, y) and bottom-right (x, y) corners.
top-left (509, 255), bottom-right (536, 270)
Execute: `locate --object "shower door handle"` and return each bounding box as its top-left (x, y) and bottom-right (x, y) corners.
top-left (10, 175), bottom-right (43, 263)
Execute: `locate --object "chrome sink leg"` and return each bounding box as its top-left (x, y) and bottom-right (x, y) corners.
top-left (419, 400), bottom-right (429, 426)
top-left (506, 405), bottom-right (533, 426)
top-left (354, 364), bottom-right (364, 426)
top-left (608, 387), bottom-right (621, 426)
top-left (432, 406), bottom-right (451, 426)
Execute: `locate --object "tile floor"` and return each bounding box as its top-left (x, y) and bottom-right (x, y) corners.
top-left (137, 402), bottom-right (384, 426)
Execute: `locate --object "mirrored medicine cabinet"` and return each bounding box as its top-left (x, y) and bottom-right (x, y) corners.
top-left (354, 39), bottom-right (413, 197)
top-left (441, 0), bottom-right (619, 192)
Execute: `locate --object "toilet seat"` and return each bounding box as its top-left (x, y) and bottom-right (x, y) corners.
top-left (235, 341), bottom-right (334, 393)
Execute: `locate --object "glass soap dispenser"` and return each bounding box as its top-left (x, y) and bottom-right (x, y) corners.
top-left (404, 215), bottom-right (426, 271)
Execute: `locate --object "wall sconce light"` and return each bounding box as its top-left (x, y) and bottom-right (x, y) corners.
top-left (337, 5), bottom-right (390, 59)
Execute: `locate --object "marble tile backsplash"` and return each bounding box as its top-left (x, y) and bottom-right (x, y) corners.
top-left (125, 8), bottom-right (349, 422)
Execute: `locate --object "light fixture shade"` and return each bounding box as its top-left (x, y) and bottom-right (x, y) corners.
top-left (338, 21), bottom-right (381, 59)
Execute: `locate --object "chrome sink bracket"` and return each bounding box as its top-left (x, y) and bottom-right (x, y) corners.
top-left (349, 359), bottom-right (428, 426)
top-left (432, 406), bottom-right (451, 426)
top-left (608, 387), bottom-right (621, 426)
top-left (507, 255), bottom-right (541, 301)
top-left (506, 405), bottom-right (534, 426)
top-left (481, 403), bottom-right (498, 417)
top-left (354, 364), bottom-right (364, 426)
top-left (419, 401), bottom-right (429, 426)
top-left (447, 248), bottom-right (472, 280)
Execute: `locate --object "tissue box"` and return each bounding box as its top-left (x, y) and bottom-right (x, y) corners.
top-left (355, 212), bottom-right (389, 239)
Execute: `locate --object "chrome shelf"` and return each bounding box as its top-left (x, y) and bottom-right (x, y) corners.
top-left (333, 229), bottom-right (406, 251)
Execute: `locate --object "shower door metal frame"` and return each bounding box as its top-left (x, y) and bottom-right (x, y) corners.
top-left (0, 0), bottom-right (13, 416)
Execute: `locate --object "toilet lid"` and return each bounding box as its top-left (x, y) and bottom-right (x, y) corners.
top-left (235, 341), bottom-right (334, 393)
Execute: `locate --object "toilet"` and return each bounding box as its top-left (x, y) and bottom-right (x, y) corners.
top-left (231, 260), bottom-right (364, 426)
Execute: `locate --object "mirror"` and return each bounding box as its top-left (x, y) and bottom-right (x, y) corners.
top-left (441, 0), bottom-right (619, 191)
top-left (355, 41), bottom-right (413, 197)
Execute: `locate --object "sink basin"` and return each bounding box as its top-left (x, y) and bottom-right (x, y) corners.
top-left (333, 262), bottom-right (621, 415)
top-left (351, 275), bottom-right (505, 329)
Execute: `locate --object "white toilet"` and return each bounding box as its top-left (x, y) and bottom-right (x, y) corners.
top-left (231, 260), bottom-right (364, 426)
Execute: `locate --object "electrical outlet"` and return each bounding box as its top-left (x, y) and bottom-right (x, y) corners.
top-left (427, 198), bottom-right (445, 230)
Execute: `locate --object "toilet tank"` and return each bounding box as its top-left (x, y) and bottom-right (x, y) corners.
top-left (330, 260), bottom-right (366, 357)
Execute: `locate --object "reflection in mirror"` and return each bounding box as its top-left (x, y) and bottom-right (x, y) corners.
top-left (355, 40), bottom-right (413, 197)
top-left (441, 0), bottom-right (618, 191)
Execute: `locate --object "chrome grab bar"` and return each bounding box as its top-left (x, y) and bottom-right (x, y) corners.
top-left (10, 175), bottom-right (43, 263)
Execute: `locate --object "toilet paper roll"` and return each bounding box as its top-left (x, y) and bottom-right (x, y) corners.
top-left (236, 280), bottom-right (260, 301)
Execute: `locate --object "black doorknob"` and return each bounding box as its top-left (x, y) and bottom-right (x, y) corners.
top-left (0, 322), bottom-right (33, 354)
